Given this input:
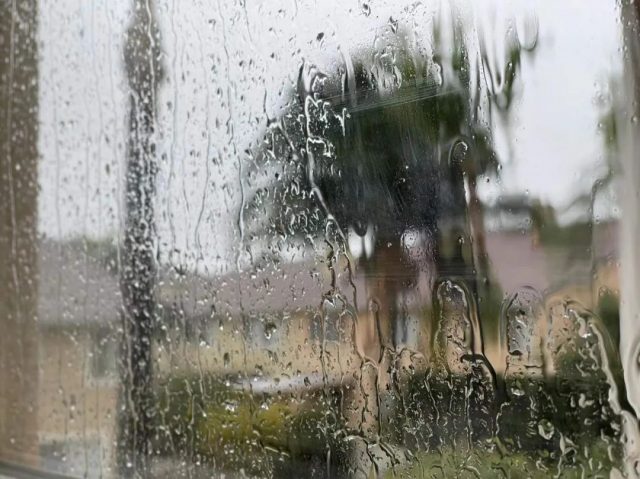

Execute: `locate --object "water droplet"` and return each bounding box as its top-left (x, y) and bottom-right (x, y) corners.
top-left (537, 419), bottom-right (555, 440)
top-left (389, 16), bottom-right (398, 33)
top-left (264, 322), bottom-right (277, 339)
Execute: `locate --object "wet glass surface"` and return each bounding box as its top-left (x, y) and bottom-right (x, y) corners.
top-left (2, 0), bottom-right (640, 477)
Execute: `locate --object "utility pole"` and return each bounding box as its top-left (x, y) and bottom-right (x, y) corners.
top-left (119, 0), bottom-right (163, 476)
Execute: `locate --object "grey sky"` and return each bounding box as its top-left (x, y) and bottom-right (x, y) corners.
top-left (37, 0), bottom-right (622, 272)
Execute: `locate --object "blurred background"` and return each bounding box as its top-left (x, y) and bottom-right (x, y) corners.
top-left (2, 0), bottom-right (640, 477)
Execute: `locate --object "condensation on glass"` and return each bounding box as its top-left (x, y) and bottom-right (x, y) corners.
top-left (2, 0), bottom-right (640, 478)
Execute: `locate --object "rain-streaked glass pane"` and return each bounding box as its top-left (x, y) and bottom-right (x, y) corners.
top-left (2, 0), bottom-right (640, 477)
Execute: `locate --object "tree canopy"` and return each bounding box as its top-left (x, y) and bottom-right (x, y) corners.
top-left (244, 17), bottom-right (531, 268)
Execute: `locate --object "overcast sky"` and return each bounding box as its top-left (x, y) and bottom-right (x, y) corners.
top-left (37, 0), bottom-right (623, 273)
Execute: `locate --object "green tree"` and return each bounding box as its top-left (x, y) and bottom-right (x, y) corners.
top-left (245, 16), bottom-right (530, 357)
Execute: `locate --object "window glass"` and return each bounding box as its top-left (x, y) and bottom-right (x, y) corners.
top-left (2, 0), bottom-right (640, 477)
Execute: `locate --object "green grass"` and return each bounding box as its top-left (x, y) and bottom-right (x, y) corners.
top-left (384, 441), bottom-right (622, 478)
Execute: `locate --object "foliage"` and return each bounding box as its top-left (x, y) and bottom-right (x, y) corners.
top-left (598, 289), bottom-right (620, 345)
top-left (151, 375), bottom-right (345, 476)
top-left (242, 18), bottom-right (534, 373)
top-left (529, 201), bottom-right (592, 250)
top-left (244, 18), bottom-right (529, 255)
top-left (383, 441), bottom-right (621, 479)
top-left (399, 370), bottom-right (624, 477)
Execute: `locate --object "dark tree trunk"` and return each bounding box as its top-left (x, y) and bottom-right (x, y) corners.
top-left (119, 1), bottom-right (162, 476)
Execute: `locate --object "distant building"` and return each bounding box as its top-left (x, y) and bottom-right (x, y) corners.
top-left (29, 205), bottom-right (621, 475)
top-left (36, 239), bottom-right (121, 478)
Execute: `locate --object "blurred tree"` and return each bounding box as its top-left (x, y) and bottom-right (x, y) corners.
top-left (119, 0), bottom-right (163, 476)
top-left (245, 14), bottom-right (531, 359)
